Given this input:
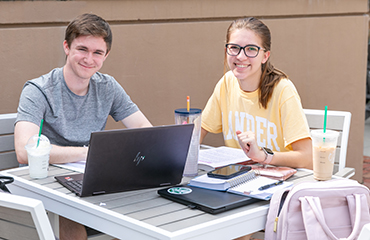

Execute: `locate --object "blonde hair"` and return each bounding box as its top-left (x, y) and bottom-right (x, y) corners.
top-left (225, 17), bottom-right (288, 108)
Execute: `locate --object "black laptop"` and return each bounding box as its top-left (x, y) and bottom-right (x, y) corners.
top-left (157, 185), bottom-right (262, 214)
top-left (55, 124), bottom-right (194, 197)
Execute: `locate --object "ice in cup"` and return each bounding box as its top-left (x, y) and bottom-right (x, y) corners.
top-left (311, 129), bottom-right (339, 181)
top-left (25, 134), bottom-right (52, 179)
top-left (175, 108), bottom-right (202, 177)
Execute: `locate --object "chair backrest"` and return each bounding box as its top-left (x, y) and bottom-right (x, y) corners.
top-left (303, 109), bottom-right (351, 174)
top-left (0, 113), bottom-right (18, 170)
top-left (0, 192), bottom-right (55, 240)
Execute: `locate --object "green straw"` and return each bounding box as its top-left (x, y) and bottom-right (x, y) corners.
top-left (36, 119), bottom-right (44, 148)
top-left (323, 106), bottom-right (328, 133)
top-left (323, 106), bottom-right (328, 142)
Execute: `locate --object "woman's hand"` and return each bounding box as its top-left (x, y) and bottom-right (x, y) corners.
top-left (236, 130), bottom-right (265, 163)
top-left (236, 131), bottom-right (313, 169)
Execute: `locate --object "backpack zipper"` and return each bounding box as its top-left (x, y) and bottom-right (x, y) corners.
top-left (273, 217), bottom-right (279, 232)
top-left (274, 190), bottom-right (289, 232)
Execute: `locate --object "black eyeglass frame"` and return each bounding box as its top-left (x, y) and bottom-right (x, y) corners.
top-left (225, 43), bottom-right (265, 58)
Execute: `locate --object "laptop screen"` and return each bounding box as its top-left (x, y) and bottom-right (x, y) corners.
top-left (56, 124), bottom-right (194, 197)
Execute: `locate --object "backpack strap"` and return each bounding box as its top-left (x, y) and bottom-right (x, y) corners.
top-left (299, 194), bottom-right (363, 240)
top-left (345, 194), bottom-right (364, 238)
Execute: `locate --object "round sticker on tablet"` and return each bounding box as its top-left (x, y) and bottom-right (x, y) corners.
top-left (167, 187), bottom-right (192, 195)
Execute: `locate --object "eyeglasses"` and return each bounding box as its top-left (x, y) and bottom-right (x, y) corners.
top-left (225, 43), bottom-right (264, 58)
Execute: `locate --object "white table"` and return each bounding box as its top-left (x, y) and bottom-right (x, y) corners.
top-left (1, 166), bottom-right (314, 240)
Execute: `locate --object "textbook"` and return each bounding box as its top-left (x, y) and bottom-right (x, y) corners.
top-left (189, 170), bottom-right (292, 200)
top-left (198, 146), bottom-right (255, 171)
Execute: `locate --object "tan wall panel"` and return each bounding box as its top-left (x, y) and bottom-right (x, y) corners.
top-left (0, 27), bottom-right (65, 113)
top-left (0, 0), bottom-right (367, 24)
top-left (103, 22), bottom-right (227, 124)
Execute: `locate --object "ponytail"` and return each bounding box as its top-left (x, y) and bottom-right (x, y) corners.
top-left (259, 60), bottom-right (288, 108)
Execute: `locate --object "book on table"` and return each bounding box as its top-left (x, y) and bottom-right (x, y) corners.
top-left (198, 146), bottom-right (255, 171)
top-left (189, 170), bottom-right (293, 200)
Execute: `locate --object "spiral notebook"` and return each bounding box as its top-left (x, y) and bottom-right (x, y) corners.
top-left (189, 170), bottom-right (293, 200)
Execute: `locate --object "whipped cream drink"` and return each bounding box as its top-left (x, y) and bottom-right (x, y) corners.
top-left (25, 134), bottom-right (52, 179)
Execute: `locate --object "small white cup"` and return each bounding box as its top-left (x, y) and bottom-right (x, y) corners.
top-left (25, 134), bottom-right (52, 179)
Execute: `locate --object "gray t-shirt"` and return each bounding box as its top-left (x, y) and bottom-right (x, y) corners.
top-left (16, 67), bottom-right (139, 147)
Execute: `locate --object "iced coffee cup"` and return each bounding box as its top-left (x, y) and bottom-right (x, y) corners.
top-left (311, 129), bottom-right (339, 181)
top-left (25, 134), bottom-right (52, 179)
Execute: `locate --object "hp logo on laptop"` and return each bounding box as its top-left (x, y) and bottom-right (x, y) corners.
top-left (133, 152), bottom-right (145, 166)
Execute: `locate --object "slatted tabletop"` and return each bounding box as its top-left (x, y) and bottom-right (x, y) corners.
top-left (1, 165), bottom-right (314, 240)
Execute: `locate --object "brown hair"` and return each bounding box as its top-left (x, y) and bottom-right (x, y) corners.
top-left (65, 13), bottom-right (112, 55)
top-left (225, 17), bottom-right (288, 108)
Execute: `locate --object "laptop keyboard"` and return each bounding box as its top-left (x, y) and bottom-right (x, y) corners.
top-left (64, 179), bottom-right (83, 194)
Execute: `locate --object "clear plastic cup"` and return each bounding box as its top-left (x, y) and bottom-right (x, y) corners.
top-left (175, 108), bottom-right (202, 177)
top-left (25, 134), bottom-right (52, 179)
top-left (311, 129), bottom-right (339, 181)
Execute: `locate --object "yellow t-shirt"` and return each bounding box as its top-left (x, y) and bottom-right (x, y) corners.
top-left (202, 71), bottom-right (310, 152)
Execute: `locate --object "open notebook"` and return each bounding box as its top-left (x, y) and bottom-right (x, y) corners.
top-left (189, 170), bottom-right (293, 200)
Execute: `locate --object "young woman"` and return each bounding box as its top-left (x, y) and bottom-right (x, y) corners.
top-left (200, 17), bottom-right (312, 170)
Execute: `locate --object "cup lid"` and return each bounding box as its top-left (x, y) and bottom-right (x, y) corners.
top-left (175, 108), bottom-right (202, 115)
top-left (25, 134), bottom-right (51, 149)
top-left (311, 129), bottom-right (339, 138)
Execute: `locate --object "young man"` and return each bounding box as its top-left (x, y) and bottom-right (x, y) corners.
top-left (14, 13), bottom-right (152, 239)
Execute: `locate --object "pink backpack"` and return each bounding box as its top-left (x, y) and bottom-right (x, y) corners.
top-left (265, 178), bottom-right (370, 240)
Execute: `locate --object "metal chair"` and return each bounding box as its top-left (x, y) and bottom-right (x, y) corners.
top-left (0, 192), bottom-right (55, 240)
top-left (0, 113), bottom-right (19, 170)
top-left (303, 109), bottom-right (353, 178)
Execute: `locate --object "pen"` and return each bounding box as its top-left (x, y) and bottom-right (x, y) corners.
top-left (258, 180), bottom-right (284, 191)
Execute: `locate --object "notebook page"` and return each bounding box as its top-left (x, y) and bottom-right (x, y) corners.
top-left (227, 176), bottom-right (293, 200)
top-left (198, 147), bottom-right (251, 171)
top-left (52, 161), bottom-right (86, 173)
